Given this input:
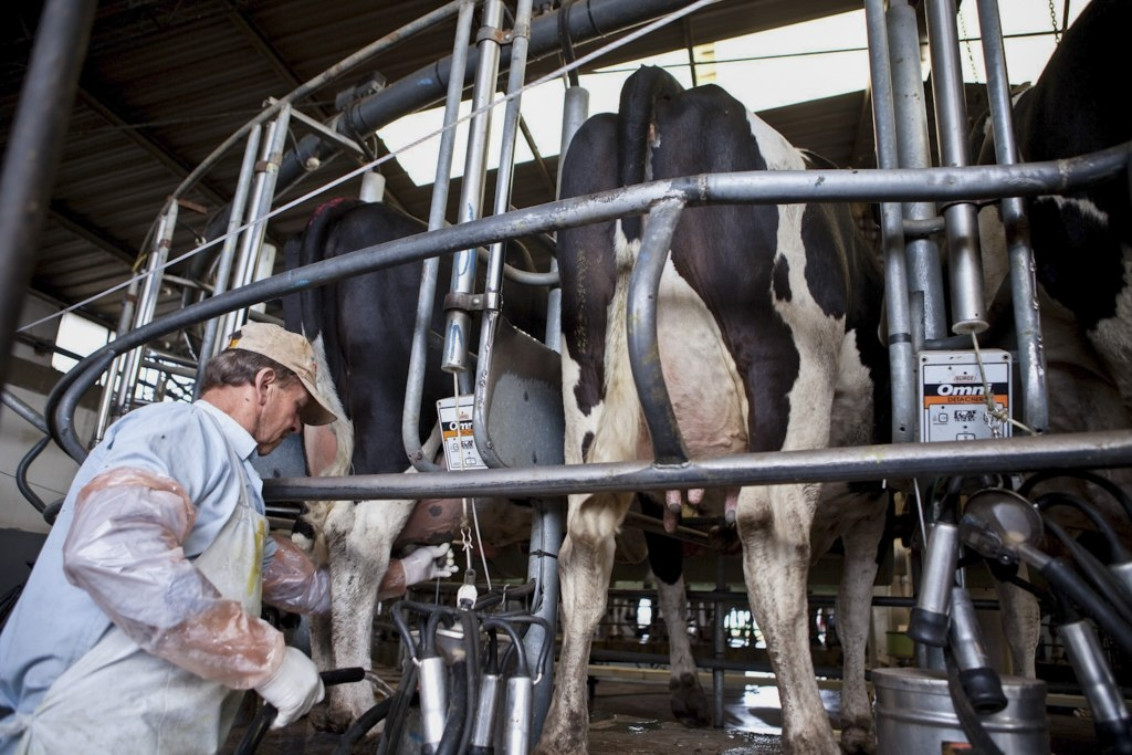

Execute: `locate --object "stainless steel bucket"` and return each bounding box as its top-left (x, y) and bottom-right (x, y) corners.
top-left (873, 667), bottom-right (1049, 754)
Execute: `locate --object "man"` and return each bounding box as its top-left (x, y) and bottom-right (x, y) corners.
top-left (0, 323), bottom-right (450, 753)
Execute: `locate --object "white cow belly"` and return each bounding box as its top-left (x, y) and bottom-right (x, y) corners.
top-left (654, 257), bottom-right (750, 460)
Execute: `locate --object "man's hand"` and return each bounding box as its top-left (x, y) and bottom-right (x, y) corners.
top-left (254, 647), bottom-right (325, 728)
top-left (400, 543), bottom-right (458, 587)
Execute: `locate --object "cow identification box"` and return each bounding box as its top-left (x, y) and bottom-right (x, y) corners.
top-left (437, 394), bottom-right (488, 471)
top-left (919, 350), bottom-right (1012, 443)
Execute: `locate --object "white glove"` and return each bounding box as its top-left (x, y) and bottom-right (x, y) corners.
top-left (254, 647), bottom-right (325, 729)
top-left (400, 543), bottom-right (458, 586)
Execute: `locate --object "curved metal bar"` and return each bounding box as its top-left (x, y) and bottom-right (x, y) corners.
top-left (47, 145), bottom-right (1132, 462)
top-left (263, 429), bottom-right (1132, 503)
top-left (627, 199), bottom-right (688, 466)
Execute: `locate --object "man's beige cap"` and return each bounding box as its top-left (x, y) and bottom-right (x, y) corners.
top-left (225, 323), bottom-right (338, 426)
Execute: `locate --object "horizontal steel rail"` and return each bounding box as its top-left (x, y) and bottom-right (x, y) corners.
top-left (262, 429), bottom-right (1132, 502)
top-left (47, 143), bottom-right (1131, 465)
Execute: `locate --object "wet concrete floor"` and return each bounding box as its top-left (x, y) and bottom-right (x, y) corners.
top-left (224, 668), bottom-right (1099, 754)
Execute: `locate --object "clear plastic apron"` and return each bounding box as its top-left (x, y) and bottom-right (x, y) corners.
top-left (4, 440), bottom-right (265, 755)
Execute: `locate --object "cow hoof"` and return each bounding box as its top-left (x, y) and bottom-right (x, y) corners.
top-left (669, 673), bottom-right (711, 727)
top-left (839, 722), bottom-right (877, 754)
top-left (308, 701), bottom-right (354, 734)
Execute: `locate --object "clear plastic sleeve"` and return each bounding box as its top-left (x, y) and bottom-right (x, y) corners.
top-left (62, 467), bottom-right (284, 690)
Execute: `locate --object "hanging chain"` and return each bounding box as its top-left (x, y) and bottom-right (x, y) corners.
top-left (451, 373), bottom-right (479, 609)
top-left (957, 9), bottom-right (981, 84)
top-left (1048, 0), bottom-right (1062, 45)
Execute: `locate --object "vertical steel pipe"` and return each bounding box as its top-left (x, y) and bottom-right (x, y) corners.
top-left (483, 0), bottom-right (535, 304)
top-left (523, 497), bottom-right (563, 744)
top-left (116, 203), bottom-right (178, 415)
top-left (404, 0), bottom-right (479, 472)
top-left (195, 123), bottom-right (263, 392)
top-left (865, 0), bottom-right (918, 443)
top-left (975, 0), bottom-right (1048, 432)
top-left (0, 0), bottom-right (97, 394)
top-left (216, 104), bottom-right (292, 345)
top-left (95, 274), bottom-right (141, 441)
top-left (925, 0), bottom-right (988, 334)
top-left (442, 0), bottom-right (507, 374)
top-left (712, 555), bottom-right (726, 728)
top-left (888, 0), bottom-right (947, 342)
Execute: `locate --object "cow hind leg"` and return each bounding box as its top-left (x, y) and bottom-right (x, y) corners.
top-left (656, 573), bottom-right (710, 727)
top-left (996, 564), bottom-right (1040, 677)
top-left (832, 499), bottom-right (887, 755)
top-left (536, 492), bottom-right (633, 755)
top-left (641, 505), bottom-right (710, 728)
top-left (737, 484), bottom-right (839, 755)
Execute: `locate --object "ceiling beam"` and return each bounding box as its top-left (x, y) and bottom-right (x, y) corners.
top-left (49, 201), bottom-right (139, 267)
top-left (75, 84), bottom-right (230, 206)
top-left (25, 279), bottom-right (118, 331)
top-left (218, 0), bottom-right (333, 122)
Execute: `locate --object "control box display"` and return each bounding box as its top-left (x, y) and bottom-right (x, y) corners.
top-left (437, 394), bottom-right (488, 471)
top-left (919, 350), bottom-right (1012, 443)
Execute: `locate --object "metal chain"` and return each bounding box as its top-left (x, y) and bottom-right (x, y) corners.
top-left (1048, 0), bottom-right (1062, 45)
top-left (957, 9), bottom-right (981, 83)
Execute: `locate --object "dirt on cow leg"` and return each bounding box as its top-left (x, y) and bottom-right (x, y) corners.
top-left (838, 716), bottom-right (877, 754)
top-left (668, 672), bottom-right (711, 727)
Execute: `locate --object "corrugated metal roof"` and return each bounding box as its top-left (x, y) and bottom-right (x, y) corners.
top-left (1, 0), bottom-right (874, 358)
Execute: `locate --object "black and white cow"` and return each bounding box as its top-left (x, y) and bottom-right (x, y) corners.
top-left (975, 0), bottom-right (1131, 408)
top-left (537, 67), bottom-right (890, 754)
top-left (972, 0), bottom-right (1132, 678)
top-left (282, 198), bottom-right (538, 731)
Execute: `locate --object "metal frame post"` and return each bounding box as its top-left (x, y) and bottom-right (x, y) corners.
top-left (195, 123), bottom-right (264, 389)
top-left (975, 0), bottom-right (1049, 433)
top-left (441, 0), bottom-right (507, 375)
top-left (215, 104), bottom-right (293, 347)
top-left (925, 0), bottom-right (988, 334)
top-left (404, 0), bottom-right (479, 472)
top-left (115, 202), bottom-right (178, 415)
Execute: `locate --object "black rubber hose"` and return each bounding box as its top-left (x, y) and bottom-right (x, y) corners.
top-left (1042, 518), bottom-right (1132, 627)
top-left (1020, 470), bottom-right (1132, 522)
top-left (457, 609), bottom-right (479, 755)
top-left (234, 667), bottom-right (366, 755)
top-left (377, 662), bottom-right (419, 755)
top-left (332, 696), bottom-right (395, 755)
top-left (481, 618), bottom-right (529, 677)
top-left (944, 647), bottom-right (1006, 755)
top-left (16, 435), bottom-right (51, 514)
top-left (1036, 492), bottom-right (1132, 563)
top-left (492, 613), bottom-right (553, 680)
top-left (1039, 557), bottom-right (1132, 661)
top-left (434, 659), bottom-right (468, 755)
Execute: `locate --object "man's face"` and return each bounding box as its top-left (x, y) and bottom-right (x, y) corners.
top-left (253, 379), bottom-right (310, 455)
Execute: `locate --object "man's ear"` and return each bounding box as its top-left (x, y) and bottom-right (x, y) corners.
top-left (253, 367), bottom-right (277, 404)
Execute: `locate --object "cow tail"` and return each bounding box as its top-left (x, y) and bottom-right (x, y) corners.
top-left (616, 65), bottom-right (685, 241)
top-left (297, 198), bottom-right (364, 344)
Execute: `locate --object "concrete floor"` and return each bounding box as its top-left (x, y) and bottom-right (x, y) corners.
top-left (224, 669), bottom-right (1100, 754)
